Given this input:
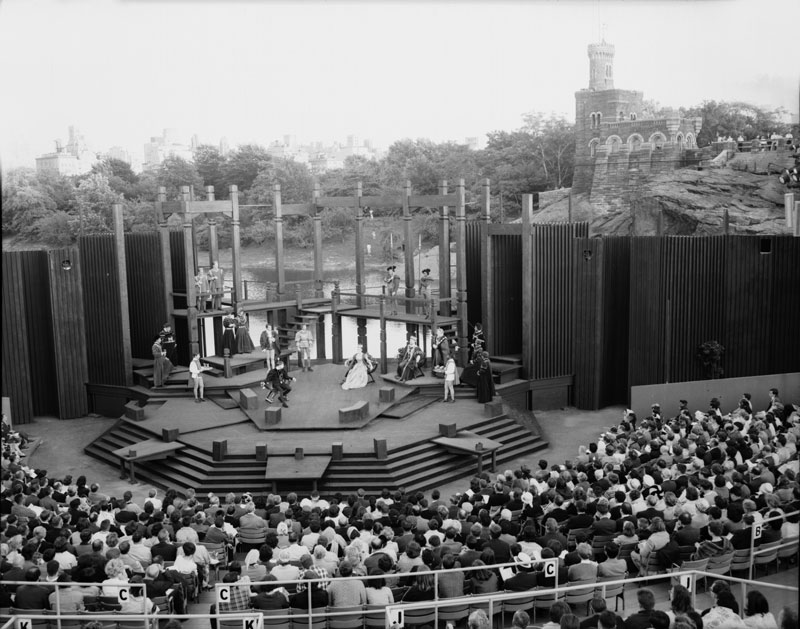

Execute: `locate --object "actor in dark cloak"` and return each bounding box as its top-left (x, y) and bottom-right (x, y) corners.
top-left (476, 351), bottom-right (495, 403)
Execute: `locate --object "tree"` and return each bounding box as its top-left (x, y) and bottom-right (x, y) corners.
top-left (156, 156), bottom-right (203, 200)
top-left (91, 158), bottom-right (139, 199)
top-left (681, 100), bottom-right (791, 147)
top-left (3, 177), bottom-right (57, 238)
top-left (223, 144), bottom-right (272, 193)
top-left (194, 145), bottom-right (229, 198)
top-left (521, 112), bottom-right (575, 189)
top-left (35, 211), bottom-right (74, 246)
top-left (73, 173), bottom-right (124, 235)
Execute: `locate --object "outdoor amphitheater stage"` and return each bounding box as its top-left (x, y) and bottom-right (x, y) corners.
top-left (85, 362), bottom-right (548, 495)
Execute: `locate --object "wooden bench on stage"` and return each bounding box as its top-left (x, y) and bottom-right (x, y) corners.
top-left (264, 455), bottom-right (332, 493)
top-left (431, 430), bottom-right (502, 475)
top-left (112, 439), bottom-right (184, 484)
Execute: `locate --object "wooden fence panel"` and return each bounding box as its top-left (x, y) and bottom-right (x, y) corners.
top-left (47, 247), bottom-right (89, 418)
top-left (1, 253), bottom-right (34, 424)
top-left (126, 232), bottom-right (167, 360)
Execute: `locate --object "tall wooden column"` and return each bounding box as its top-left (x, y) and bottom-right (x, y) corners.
top-left (273, 184), bottom-right (286, 300)
top-left (379, 295), bottom-right (387, 374)
top-left (230, 184), bottom-right (241, 309)
top-left (313, 182), bottom-right (324, 298)
top-left (438, 180), bottom-right (451, 316)
top-left (113, 204), bottom-right (134, 385)
top-left (182, 187), bottom-right (198, 274)
top-left (206, 186), bottom-right (219, 267)
top-left (402, 180), bottom-right (415, 313)
top-left (521, 194), bottom-right (534, 380)
top-left (480, 178), bottom-right (492, 352)
top-left (354, 182), bottom-right (365, 308)
top-left (455, 180), bottom-right (468, 366)
top-left (157, 187), bottom-right (174, 330)
top-left (183, 208), bottom-right (199, 359)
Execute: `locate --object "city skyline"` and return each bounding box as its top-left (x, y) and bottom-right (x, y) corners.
top-left (1, 0), bottom-right (798, 171)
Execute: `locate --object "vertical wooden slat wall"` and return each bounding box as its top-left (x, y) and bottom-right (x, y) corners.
top-left (79, 235), bottom-right (127, 386)
top-left (465, 221), bottom-right (483, 331)
top-left (489, 232), bottom-right (523, 356)
top-left (20, 251), bottom-right (59, 417)
top-left (47, 247), bottom-right (89, 418)
top-left (768, 236), bottom-right (800, 377)
top-left (1, 253), bottom-right (35, 424)
top-left (169, 230), bottom-right (190, 365)
top-left (126, 232), bottom-right (167, 359)
top-left (628, 237), bottom-right (665, 390)
top-left (572, 237), bottom-right (603, 409)
top-left (529, 223), bottom-right (587, 380)
top-left (600, 236), bottom-right (631, 406)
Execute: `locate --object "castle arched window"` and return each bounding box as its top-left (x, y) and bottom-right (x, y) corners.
top-left (606, 135), bottom-right (622, 153)
top-left (590, 113), bottom-right (596, 129)
top-left (630, 113), bottom-right (637, 121)
top-left (685, 133), bottom-right (695, 148)
top-left (676, 132), bottom-right (685, 150)
top-left (628, 134), bottom-right (644, 151)
top-left (606, 64), bottom-right (612, 78)
top-left (618, 111), bottom-right (624, 121)
top-left (597, 112), bottom-right (602, 126)
top-left (589, 139), bottom-right (599, 157)
top-left (649, 132), bottom-right (667, 149)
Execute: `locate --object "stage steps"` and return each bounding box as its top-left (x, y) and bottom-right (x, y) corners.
top-left (321, 410), bottom-right (548, 494)
top-left (84, 405), bottom-right (547, 497)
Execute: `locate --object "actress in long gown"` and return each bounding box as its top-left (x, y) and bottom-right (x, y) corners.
top-left (342, 348), bottom-right (375, 390)
top-left (476, 351), bottom-right (495, 403)
top-left (235, 311), bottom-right (255, 353)
top-left (221, 310), bottom-right (238, 357)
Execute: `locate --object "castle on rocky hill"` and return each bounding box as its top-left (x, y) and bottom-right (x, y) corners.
top-left (572, 40), bottom-right (704, 213)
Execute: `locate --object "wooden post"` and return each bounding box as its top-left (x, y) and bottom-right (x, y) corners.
top-left (230, 185), bottom-right (241, 308)
top-left (480, 178), bottom-right (492, 353)
top-left (357, 317), bottom-right (367, 353)
top-left (331, 281), bottom-right (342, 363)
top-left (455, 179), bottom-right (468, 366)
top-left (182, 195), bottom-right (199, 359)
top-left (355, 182), bottom-right (365, 308)
top-left (403, 180), bottom-right (415, 313)
top-left (273, 184), bottom-right (286, 300)
top-left (206, 186), bottom-right (219, 267)
top-left (521, 194), bottom-right (534, 380)
top-left (379, 294), bottom-right (387, 374)
top-left (113, 204), bottom-right (134, 385)
top-left (313, 182), bottom-right (324, 298)
top-left (438, 180), bottom-right (451, 317)
top-left (157, 187), bottom-right (174, 331)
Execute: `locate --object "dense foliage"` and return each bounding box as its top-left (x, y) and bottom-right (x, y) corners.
top-left (4, 101), bottom-right (794, 248)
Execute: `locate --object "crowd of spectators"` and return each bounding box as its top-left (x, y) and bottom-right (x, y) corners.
top-left (1, 389), bottom-right (799, 628)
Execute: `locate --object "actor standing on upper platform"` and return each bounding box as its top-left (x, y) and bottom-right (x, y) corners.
top-left (294, 324), bottom-right (314, 372)
top-left (385, 266), bottom-right (400, 315)
top-left (419, 268), bottom-right (433, 318)
top-left (195, 268), bottom-right (210, 313)
top-left (260, 324), bottom-right (279, 370)
top-left (209, 261), bottom-right (225, 310)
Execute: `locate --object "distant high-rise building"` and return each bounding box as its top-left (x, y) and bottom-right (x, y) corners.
top-left (143, 128), bottom-right (194, 170)
top-left (35, 125), bottom-right (95, 176)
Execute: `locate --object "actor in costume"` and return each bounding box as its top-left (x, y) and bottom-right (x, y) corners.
top-left (432, 328), bottom-right (452, 376)
top-left (263, 360), bottom-right (295, 408)
top-left (151, 336), bottom-right (173, 388)
top-left (468, 322), bottom-right (485, 362)
top-left (235, 310), bottom-right (255, 354)
top-left (341, 344), bottom-right (376, 390)
top-left (419, 268), bottom-right (433, 318)
top-left (159, 322), bottom-right (177, 364)
top-left (260, 324), bottom-right (279, 370)
top-left (294, 324), bottom-right (314, 372)
top-left (209, 261), bottom-right (225, 310)
top-left (396, 337), bottom-right (424, 382)
top-left (443, 356), bottom-right (459, 402)
top-left (385, 266), bottom-right (400, 315)
top-left (221, 309), bottom-right (238, 357)
top-left (189, 352), bottom-right (212, 403)
top-left (476, 351), bottom-right (495, 403)
top-left (194, 268), bottom-right (210, 313)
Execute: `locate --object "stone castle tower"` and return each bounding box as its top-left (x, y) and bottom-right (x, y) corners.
top-left (572, 40), bottom-right (703, 212)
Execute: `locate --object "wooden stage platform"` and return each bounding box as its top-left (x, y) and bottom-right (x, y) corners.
top-left (85, 360), bottom-right (549, 495)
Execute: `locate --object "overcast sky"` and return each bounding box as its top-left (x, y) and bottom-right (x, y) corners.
top-left (1, 0), bottom-right (798, 169)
